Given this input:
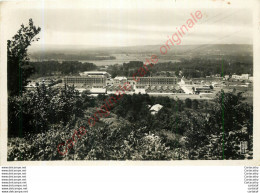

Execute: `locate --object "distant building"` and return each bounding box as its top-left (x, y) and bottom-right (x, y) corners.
top-left (107, 84), bottom-right (134, 94)
top-left (79, 71), bottom-right (111, 78)
top-left (224, 75), bottom-right (230, 80)
top-left (114, 76), bottom-right (127, 86)
top-left (63, 76), bottom-right (106, 87)
top-left (126, 77), bottom-right (136, 86)
top-left (89, 87), bottom-right (106, 94)
top-left (150, 104), bottom-right (163, 115)
top-left (194, 86), bottom-right (211, 94)
top-left (212, 82), bottom-right (222, 88)
top-left (106, 78), bottom-right (114, 86)
top-left (180, 78), bottom-right (193, 85)
top-left (232, 74), bottom-right (250, 80)
top-left (136, 77), bottom-right (178, 87)
top-left (232, 74), bottom-right (240, 79)
top-left (241, 74), bottom-right (250, 80)
top-left (145, 85), bottom-right (182, 94)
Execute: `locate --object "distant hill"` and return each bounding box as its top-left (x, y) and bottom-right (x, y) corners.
top-left (29, 44), bottom-right (252, 62)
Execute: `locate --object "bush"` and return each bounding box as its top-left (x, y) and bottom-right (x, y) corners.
top-left (8, 84), bottom-right (84, 137)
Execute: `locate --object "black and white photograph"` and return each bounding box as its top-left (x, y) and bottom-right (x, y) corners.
top-left (0, 0), bottom-right (259, 162)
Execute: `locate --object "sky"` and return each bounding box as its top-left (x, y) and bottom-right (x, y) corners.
top-left (1, 0), bottom-right (254, 48)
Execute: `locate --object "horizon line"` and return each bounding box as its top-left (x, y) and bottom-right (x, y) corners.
top-left (30, 43), bottom-right (253, 50)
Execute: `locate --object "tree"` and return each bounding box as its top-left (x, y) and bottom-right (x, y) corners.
top-left (192, 99), bottom-right (199, 110)
top-left (185, 98), bottom-right (192, 108)
top-left (7, 19), bottom-right (41, 96)
top-left (206, 91), bottom-right (252, 159)
top-left (8, 84), bottom-right (84, 137)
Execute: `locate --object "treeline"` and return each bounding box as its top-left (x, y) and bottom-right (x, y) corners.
top-left (178, 58), bottom-right (253, 78)
top-left (107, 61), bottom-right (153, 78)
top-left (30, 61), bottom-right (97, 77)
top-left (107, 58), bottom-right (253, 78)
top-left (31, 53), bottom-right (116, 61)
top-left (150, 58), bottom-right (253, 78)
top-left (106, 92), bottom-right (253, 160)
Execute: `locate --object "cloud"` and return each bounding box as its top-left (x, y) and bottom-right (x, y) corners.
top-left (6, 6), bottom-right (253, 47)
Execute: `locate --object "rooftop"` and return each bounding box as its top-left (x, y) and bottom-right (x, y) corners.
top-left (150, 104), bottom-right (163, 115)
top-left (79, 71), bottom-right (110, 76)
top-left (114, 76), bottom-right (127, 80)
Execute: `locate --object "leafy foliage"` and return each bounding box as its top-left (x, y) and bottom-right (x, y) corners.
top-left (8, 89), bottom-right (253, 160)
top-left (30, 61), bottom-right (97, 77)
top-left (106, 57), bottom-right (253, 79)
top-left (8, 84), bottom-right (83, 137)
top-left (7, 19), bottom-right (41, 96)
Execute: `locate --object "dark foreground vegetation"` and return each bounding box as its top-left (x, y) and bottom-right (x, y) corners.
top-left (8, 84), bottom-right (253, 160)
